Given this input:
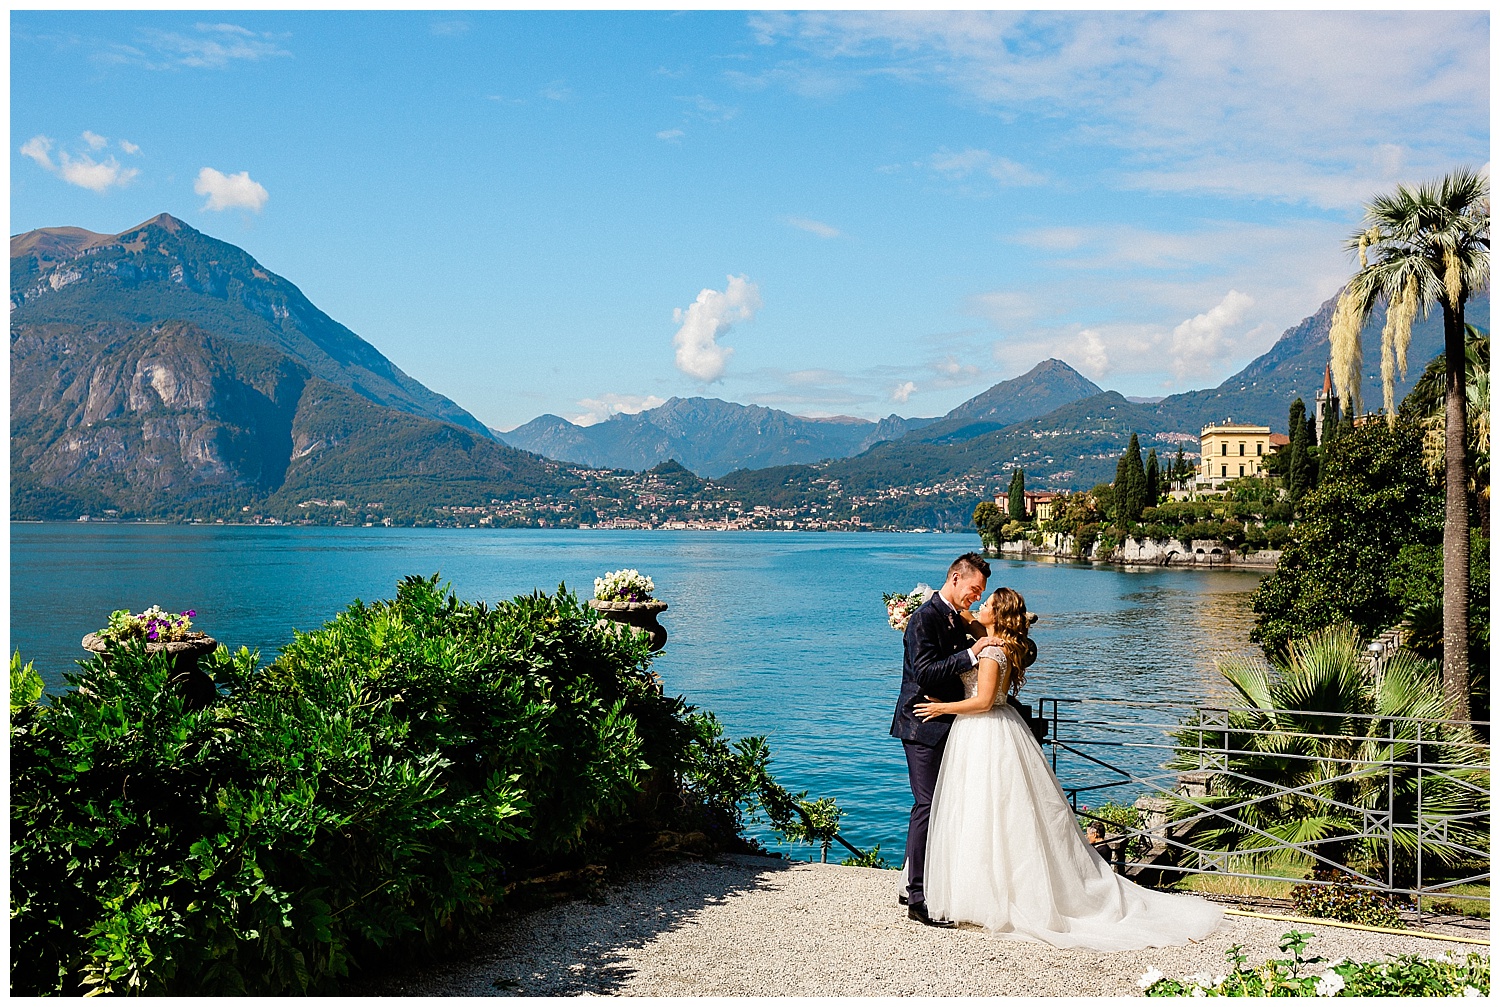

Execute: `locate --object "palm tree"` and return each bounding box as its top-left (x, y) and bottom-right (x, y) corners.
top-left (1404, 325), bottom-right (1491, 534)
top-left (1327, 168), bottom-right (1489, 720)
top-left (1168, 625), bottom-right (1488, 887)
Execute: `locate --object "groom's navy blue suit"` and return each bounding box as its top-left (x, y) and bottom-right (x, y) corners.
top-left (890, 592), bottom-right (973, 907)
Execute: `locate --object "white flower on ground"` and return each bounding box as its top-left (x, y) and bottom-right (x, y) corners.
top-left (1463, 986), bottom-right (1482, 997)
top-left (1314, 971), bottom-right (1346, 997)
top-left (1190, 972), bottom-right (1212, 987)
top-left (1190, 988), bottom-right (1206, 998)
top-left (1137, 966), bottom-right (1165, 991)
top-left (1213, 975), bottom-right (1227, 987)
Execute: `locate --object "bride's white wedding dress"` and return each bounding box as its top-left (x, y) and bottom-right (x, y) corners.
top-left (922, 653), bottom-right (1222, 950)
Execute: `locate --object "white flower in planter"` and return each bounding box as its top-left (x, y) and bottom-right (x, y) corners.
top-left (1137, 967), bottom-right (1165, 991)
top-left (1463, 986), bottom-right (1482, 997)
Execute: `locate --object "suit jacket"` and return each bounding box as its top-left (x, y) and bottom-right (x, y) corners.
top-left (889, 593), bottom-right (973, 747)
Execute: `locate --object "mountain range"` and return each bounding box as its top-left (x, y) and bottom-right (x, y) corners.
top-left (10, 213), bottom-right (1488, 525)
top-left (496, 398), bottom-right (939, 478)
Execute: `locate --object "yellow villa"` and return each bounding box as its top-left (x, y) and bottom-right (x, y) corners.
top-left (1199, 421), bottom-right (1272, 485)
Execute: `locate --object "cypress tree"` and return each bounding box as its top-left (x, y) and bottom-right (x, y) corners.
top-left (1289, 417), bottom-right (1311, 504)
top-left (1145, 449), bottom-right (1160, 508)
top-left (1008, 468), bottom-right (1026, 522)
top-left (1172, 444), bottom-right (1188, 490)
top-left (1123, 433), bottom-right (1147, 522)
top-left (1113, 453), bottom-right (1131, 523)
top-left (1287, 399), bottom-right (1309, 503)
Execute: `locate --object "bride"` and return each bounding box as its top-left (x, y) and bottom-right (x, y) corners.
top-left (912, 588), bottom-right (1222, 950)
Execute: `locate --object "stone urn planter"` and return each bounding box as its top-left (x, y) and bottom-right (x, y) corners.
top-left (81, 632), bottom-right (220, 711)
top-left (587, 599), bottom-right (668, 652)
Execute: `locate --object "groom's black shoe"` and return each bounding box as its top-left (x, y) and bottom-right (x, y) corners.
top-left (907, 901), bottom-right (956, 928)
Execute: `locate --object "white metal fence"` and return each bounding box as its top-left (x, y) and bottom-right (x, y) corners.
top-left (1036, 696), bottom-right (1490, 924)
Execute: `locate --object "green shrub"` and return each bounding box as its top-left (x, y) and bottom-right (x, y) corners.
top-left (1141, 930), bottom-right (1490, 997)
top-left (10, 649), bottom-right (44, 711)
top-left (10, 577), bottom-right (832, 995)
top-left (1074, 522), bottom-right (1100, 557)
top-left (839, 843), bottom-right (894, 869)
top-left (1290, 869), bottom-right (1403, 928)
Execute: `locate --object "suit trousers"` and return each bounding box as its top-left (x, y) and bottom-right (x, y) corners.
top-left (902, 736), bottom-right (946, 905)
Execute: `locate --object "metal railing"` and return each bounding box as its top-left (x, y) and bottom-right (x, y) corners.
top-left (1035, 696), bottom-right (1490, 925)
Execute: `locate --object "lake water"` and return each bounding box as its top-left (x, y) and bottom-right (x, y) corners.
top-left (10, 525), bottom-right (1267, 859)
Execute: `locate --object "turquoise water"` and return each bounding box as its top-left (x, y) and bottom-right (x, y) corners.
top-left (10, 524), bottom-right (1266, 858)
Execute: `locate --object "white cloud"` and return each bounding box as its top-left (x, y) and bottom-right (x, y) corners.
top-left (754, 11), bottom-right (1487, 208)
top-left (539, 81), bottom-right (572, 101)
top-left (430, 20), bottom-right (470, 36)
top-left (571, 393), bottom-right (668, 427)
top-left (681, 95), bottom-right (739, 122)
top-left (672, 275), bottom-right (762, 382)
top-left (927, 147), bottom-right (1045, 186)
top-left (81, 130), bottom-right (108, 150)
top-left (194, 167), bottom-right (269, 212)
top-left (21, 134), bottom-right (139, 192)
top-left (20, 135), bottom-right (54, 170)
top-left (785, 216), bottom-right (841, 239)
top-left (121, 23), bottom-right (292, 70)
top-left (928, 355), bottom-right (981, 387)
top-left (119, 139), bottom-right (140, 155)
top-left (892, 380), bottom-right (917, 403)
top-left (57, 152), bottom-right (139, 193)
top-left (1169, 290), bottom-right (1255, 381)
top-left (1075, 329), bottom-right (1111, 378)
top-left (656, 128), bottom-right (684, 141)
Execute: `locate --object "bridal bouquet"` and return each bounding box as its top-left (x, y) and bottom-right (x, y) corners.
top-left (99, 606), bottom-right (197, 644)
top-left (883, 585), bottom-right (933, 631)
top-left (593, 568), bottom-right (656, 603)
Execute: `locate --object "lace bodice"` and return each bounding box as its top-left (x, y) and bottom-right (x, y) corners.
top-left (960, 646), bottom-right (1009, 706)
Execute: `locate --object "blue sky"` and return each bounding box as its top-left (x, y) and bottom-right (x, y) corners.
top-left (10, 10), bottom-right (1490, 430)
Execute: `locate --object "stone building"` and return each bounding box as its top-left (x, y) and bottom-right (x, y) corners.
top-left (1199, 420), bottom-right (1272, 485)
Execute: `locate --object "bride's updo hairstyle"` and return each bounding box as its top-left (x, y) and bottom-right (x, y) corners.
top-left (985, 588), bottom-right (1035, 693)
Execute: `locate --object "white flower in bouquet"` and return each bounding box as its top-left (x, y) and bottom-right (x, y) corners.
top-left (882, 584), bottom-right (933, 631)
top-left (593, 568), bottom-right (656, 603)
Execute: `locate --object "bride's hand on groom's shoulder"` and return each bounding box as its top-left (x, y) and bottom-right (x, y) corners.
top-left (970, 634), bottom-right (1003, 656)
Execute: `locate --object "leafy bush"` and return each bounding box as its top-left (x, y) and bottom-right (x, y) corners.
top-left (10, 650), bottom-right (44, 710)
top-left (1290, 869), bottom-right (1403, 928)
top-left (10, 577), bottom-right (835, 995)
top-left (839, 843), bottom-right (894, 869)
top-left (1141, 930), bottom-right (1489, 997)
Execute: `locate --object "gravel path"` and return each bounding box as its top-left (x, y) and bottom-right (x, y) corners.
top-left (378, 855), bottom-right (1486, 997)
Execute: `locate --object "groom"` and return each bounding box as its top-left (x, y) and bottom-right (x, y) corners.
top-left (890, 552), bottom-right (1000, 927)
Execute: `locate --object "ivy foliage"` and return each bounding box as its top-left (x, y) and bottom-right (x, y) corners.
top-left (10, 576), bottom-right (835, 995)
